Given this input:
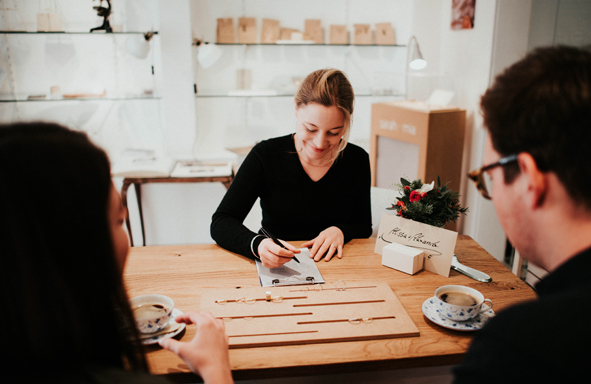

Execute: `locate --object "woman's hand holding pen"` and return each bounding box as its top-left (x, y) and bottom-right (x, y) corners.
top-left (302, 226), bottom-right (344, 262)
top-left (258, 238), bottom-right (301, 268)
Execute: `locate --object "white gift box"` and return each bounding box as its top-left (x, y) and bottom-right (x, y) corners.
top-left (382, 242), bottom-right (425, 275)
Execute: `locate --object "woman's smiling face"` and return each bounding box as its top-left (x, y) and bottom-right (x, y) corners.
top-left (294, 102), bottom-right (345, 165)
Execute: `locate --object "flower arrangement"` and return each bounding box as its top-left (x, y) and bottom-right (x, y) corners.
top-left (388, 176), bottom-right (468, 228)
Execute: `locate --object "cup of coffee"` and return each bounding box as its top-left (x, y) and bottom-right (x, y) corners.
top-left (129, 294), bottom-right (175, 334)
top-left (434, 285), bottom-right (493, 321)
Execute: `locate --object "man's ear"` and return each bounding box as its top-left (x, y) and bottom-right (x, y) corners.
top-left (517, 153), bottom-right (547, 209)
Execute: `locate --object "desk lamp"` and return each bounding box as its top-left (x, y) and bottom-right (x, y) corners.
top-left (406, 36), bottom-right (427, 98)
top-left (193, 39), bottom-right (223, 69)
top-left (126, 31), bottom-right (155, 59)
top-left (407, 36), bottom-right (427, 70)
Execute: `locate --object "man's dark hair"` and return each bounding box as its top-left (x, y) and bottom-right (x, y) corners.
top-left (481, 45), bottom-right (591, 209)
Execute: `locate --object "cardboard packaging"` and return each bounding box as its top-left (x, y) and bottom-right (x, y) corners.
top-left (261, 19), bottom-right (280, 43)
top-left (354, 24), bottom-right (372, 45)
top-left (238, 17), bottom-right (257, 44)
top-left (37, 13), bottom-right (61, 32)
top-left (382, 242), bottom-right (424, 275)
top-left (236, 69), bottom-right (251, 90)
top-left (304, 19), bottom-right (323, 44)
top-left (375, 22), bottom-right (395, 45)
top-left (370, 102), bottom-right (466, 230)
top-left (330, 25), bottom-right (349, 44)
top-left (217, 18), bottom-right (235, 43)
top-left (280, 28), bottom-right (300, 41)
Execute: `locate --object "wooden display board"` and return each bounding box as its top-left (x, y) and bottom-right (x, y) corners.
top-left (200, 281), bottom-right (419, 348)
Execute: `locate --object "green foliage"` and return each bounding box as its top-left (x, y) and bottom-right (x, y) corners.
top-left (387, 177), bottom-right (468, 228)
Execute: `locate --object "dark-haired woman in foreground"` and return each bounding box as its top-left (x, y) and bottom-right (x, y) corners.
top-left (0, 122), bottom-right (232, 383)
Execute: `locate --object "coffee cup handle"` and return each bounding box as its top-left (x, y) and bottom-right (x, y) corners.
top-left (478, 299), bottom-right (493, 314)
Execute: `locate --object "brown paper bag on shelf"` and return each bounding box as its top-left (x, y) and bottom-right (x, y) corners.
top-left (304, 19), bottom-right (323, 44)
top-left (354, 24), bottom-right (372, 45)
top-left (217, 18), bottom-right (235, 43)
top-left (330, 25), bottom-right (349, 45)
top-left (375, 22), bottom-right (396, 45)
top-left (239, 17), bottom-right (257, 44)
top-left (261, 19), bottom-right (280, 43)
top-left (280, 28), bottom-right (300, 41)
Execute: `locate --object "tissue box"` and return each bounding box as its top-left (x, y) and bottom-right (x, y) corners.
top-left (382, 242), bottom-right (424, 275)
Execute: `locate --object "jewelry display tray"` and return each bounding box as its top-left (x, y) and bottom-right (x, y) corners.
top-left (200, 281), bottom-right (419, 348)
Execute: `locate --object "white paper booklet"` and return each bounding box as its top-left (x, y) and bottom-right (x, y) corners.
top-left (255, 248), bottom-right (325, 287)
top-left (111, 154), bottom-right (174, 178)
top-left (170, 161), bottom-right (232, 178)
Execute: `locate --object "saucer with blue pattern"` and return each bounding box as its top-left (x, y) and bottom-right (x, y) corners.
top-left (422, 297), bottom-right (495, 331)
top-left (140, 308), bottom-right (186, 345)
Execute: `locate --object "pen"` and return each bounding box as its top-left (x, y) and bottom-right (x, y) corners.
top-left (260, 227), bottom-right (300, 263)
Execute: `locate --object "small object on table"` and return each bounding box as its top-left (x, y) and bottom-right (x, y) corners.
top-left (382, 242), bottom-right (424, 275)
top-left (451, 254), bottom-right (492, 282)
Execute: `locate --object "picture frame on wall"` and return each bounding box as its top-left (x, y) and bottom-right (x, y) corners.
top-left (451, 0), bottom-right (475, 30)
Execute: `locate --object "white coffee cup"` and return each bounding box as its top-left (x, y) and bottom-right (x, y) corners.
top-left (129, 294), bottom-right (175, 334)
top-left (434, 285), bottom-right (493, 321)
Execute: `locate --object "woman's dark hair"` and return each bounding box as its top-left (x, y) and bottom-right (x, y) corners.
top-left (481, 45), bottom-right (591, 209)
top-left (0, 122), bottom-right (147, 377)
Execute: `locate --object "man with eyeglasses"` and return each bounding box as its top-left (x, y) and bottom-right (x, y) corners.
top-left (454, 45), bottom-right (591, 383)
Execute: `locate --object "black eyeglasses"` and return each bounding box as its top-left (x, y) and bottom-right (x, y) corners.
top-left (468, 154), bottom-right (518, 200)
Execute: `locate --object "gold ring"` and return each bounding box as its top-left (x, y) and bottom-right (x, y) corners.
top-left (331, 243), bottom-right (337, 248)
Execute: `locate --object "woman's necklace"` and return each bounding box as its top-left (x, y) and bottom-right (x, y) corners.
top-left (297, 150), bottom-right (334, 168)
top-left (293, 133), bottom-right (335, 168)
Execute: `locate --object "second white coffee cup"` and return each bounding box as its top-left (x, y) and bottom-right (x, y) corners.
top-left (434, 285), bottom-right (492, 321)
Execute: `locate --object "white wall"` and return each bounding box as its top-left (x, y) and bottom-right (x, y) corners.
top-left (469, 0), bottom-right (533, 263)
top-left (408, 0), bottom-right (501, 260)
top-left (137, 0), bottom-right (419, 245)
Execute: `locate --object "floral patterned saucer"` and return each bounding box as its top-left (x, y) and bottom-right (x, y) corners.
top-left (141, 308), bottom-right (186, 345)
top-left (422, 297), bottom-right (495, 331)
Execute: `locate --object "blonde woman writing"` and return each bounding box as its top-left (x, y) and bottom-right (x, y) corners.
top-left (211, 69), bottom-right (372, 268)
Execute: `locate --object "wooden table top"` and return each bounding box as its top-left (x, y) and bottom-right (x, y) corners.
top-left (124, 236), bottom-right (536, 382)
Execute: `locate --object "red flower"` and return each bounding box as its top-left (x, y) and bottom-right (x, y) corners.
top-left (420, 192), bottom-right (427, 198)
top-left (398, 210), bottom-right (404, 217)
top-left (404, 186), bottom-right (411, 191)
top-left (409, 190), bottom-right (422, 202)
top-left (396, 200), bottom-right (405, 209)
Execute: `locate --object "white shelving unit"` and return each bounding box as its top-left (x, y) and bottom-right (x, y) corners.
top-left (190, 0), bottom-right (412, 156)
top-left (0, 0), bottom-right (164, 163)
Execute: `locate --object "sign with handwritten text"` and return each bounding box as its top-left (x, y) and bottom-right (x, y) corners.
top-left (374, 213), bottom-right (457, 277)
